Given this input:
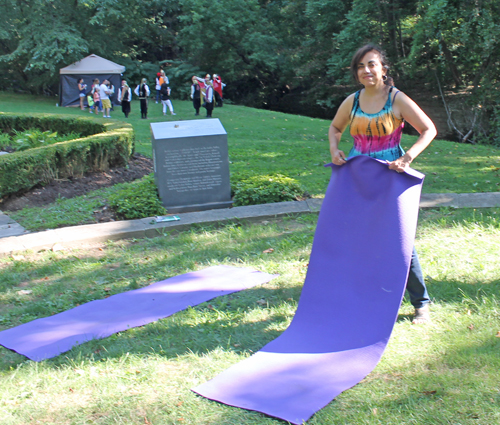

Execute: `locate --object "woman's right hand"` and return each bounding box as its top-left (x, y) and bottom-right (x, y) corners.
top-left (331, 149), bottom-right (346, 166)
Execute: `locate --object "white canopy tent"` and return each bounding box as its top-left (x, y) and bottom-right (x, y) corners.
top-left (59, 54), bottom-right (126, 107)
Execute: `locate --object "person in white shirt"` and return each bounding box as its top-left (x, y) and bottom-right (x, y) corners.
top-left (99, 80), bottom-right (112, 118)
top-left (190, 77), bottom-right (201, 115)
top-left (134, 78), bottom-right (150, 119)
top-left (117, 80), bottom-right (132, 118)
top-left (194, 74), bottom-right (211, 98)
top-left (204, 81), bottom-right (214, 118)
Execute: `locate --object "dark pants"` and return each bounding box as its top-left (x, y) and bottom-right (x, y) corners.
top-left (140, 98), bottom-right (148, 118)
top-left (214, 91), bottom-right (223, 107)
top-left (94, 100), bottom-right (102, 112)
top-left (121, 101), bottom-right (131, 118)
top-left (205, 101), bottom-right (214, 117)
top-left (406, 247), bottom-right (430, 308)
top-left (193, 98), bottom-right (201, 115)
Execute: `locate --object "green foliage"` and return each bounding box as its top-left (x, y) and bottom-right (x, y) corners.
top-left (0, 0), bottom-right (184, 94)
top-left (8, 129), bottom-right (81, 152)
top-left (0, 113), bottom-right (103, 137)
top-left (1, 0), bottom-right (500, 141)
top-left (0, 132), bottom-right (11, 149)
top-left (161, 60), bottom-right (204, 100)
top-left (405, 0), bottom-right (500, 143)
top-left (12, 129), bottom-right (59, 151)
top-left (0, 113), bottom-right (134, 197)
top-left (327, 0), bottom-right (380, 86)
top-left (108, 174), bottom-right (166, 219)
top-left (232, 174), bottom-right (307, 207)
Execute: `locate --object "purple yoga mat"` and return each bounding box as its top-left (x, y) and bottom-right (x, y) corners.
top-left (193, 156), bottom-right (424, 424)
top-left (0, 266), bottom-right (277, 361)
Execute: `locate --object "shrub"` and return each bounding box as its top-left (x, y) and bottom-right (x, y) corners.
top-left (0, 133), bottom-right (11, 150)
top-left (232, 174), bottom-right (307, 206)
top-left (0, 113), bottom-right (134, 197)
top-left (108, 174), bottom-right (167, 220)
top-left (10, 129), bottom-right (82, 152)
top-left (0, 113), bottom-right (103, 137)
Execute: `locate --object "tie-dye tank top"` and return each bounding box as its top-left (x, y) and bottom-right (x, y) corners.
top-left (347, 87), bottom-right (405, 161)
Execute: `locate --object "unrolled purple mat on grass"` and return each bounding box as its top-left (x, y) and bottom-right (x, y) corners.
top-left (0, 265), bottom-right (278, 361)
top-left (193, 156), bottom-right (425, 424)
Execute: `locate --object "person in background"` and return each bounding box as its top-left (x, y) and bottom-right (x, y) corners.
top-left (213, 74), bottom-right (224, 107)
top-left (204, 81), bottom-right (214, 118)
top-left (78, 78), bottom-right (87, 110)
top-left (160, 81), bottom-right (176, 116)
top-left (159, 70), bottom-right (169, 87)
top-left (107, 80), bottom-right (115, 112)
top-left (328, 44), bottom-right (437, 324)
top-left (99, 79), bottom-right (112, 118)
top-left (118, 80), bottom-right (132, 118)
top-left (91, 79), bottom-right (101, 114)
top-left (87, 93), bottom-right (94, 113)
top-left (190, 77), bottom-right (201, 116)
top-left (134, 78), bottom-right (150, 119)
top-left (155, 72), bottom-right (162, 103)
top-left (193, 74), bottom-right (211, 99)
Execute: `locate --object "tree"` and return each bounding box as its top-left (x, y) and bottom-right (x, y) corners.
top-left (409, 0), bottom-right (500, 142)
top-left (176, 0), bottom-right (283, 104)
top-left (0, 0), bottom-right (89, 92)
top-left (0, 0), bottom-right (183, 93)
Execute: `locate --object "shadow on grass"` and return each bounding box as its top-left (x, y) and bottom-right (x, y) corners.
top-left (0, 222), bottom-right (312, 368)
top-left (0, 284), bottom-right (299, 370)
top-left (3, 275), bottom-right (499, 370)
top-left (1, 218), bottom-right (499, 371)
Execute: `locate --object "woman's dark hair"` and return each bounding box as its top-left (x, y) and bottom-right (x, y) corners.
top-left (350, 44), bottom-right (393, 86)
top-left (78, 78), bottom-right (84, 83)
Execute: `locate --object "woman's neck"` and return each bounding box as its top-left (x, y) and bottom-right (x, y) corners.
top-left (362, 82), bottom-right (387, 97)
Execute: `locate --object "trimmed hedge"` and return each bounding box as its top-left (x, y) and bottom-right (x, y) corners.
top-left (0, 113), bottom-right (135, 197)
top-left (0, 113), bottom-right (103, 137)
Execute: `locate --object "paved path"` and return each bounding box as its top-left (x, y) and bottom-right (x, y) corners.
top-left (1, 192), bottom-right (500, 257)
top-left (0, 211), bottom-right (27, 239)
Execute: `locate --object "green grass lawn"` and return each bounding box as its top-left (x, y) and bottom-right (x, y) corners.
top-left (1, 92), bottom-right (500, 231)
top-left (0, 209), bottom-right (499, 424)
top-left (1, 92), bottom-right (500, 196)
top-left (1, 93), bottom-right (500, 424)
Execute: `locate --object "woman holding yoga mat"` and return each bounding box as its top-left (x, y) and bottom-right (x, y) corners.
top-left (328, 44), bottom-right (437, 324)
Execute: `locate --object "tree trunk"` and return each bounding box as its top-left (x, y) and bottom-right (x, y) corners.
top-left (440, 38), bottom-right (462, 88)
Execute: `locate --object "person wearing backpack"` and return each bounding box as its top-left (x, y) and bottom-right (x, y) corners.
top-left (160, 82), bottom-right (176, 116)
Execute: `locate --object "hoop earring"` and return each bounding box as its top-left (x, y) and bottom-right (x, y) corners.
top-left (382, 75), bottom-right (388, 81)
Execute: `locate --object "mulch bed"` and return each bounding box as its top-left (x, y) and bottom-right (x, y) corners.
top-left (0, 153), bottom-right (153, 216)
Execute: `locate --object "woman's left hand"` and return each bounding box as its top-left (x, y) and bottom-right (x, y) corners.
top-left (387, 153), bottom-right (412, 173)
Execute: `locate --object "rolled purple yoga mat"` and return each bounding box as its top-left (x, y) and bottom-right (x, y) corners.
top-left (193, 156), bottom-right (424, 424)
top-left (0, 266), bottom-right (278, 361)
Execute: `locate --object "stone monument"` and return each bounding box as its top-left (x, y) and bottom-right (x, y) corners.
top-left (151, 119), bottom-right (232, 213)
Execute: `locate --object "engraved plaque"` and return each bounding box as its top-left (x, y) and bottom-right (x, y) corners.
top-left (151, 119), bottom-right (232, 213)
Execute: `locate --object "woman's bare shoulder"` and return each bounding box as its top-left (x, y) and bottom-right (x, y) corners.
top-left (338, 92), bottom-right (357, 110)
